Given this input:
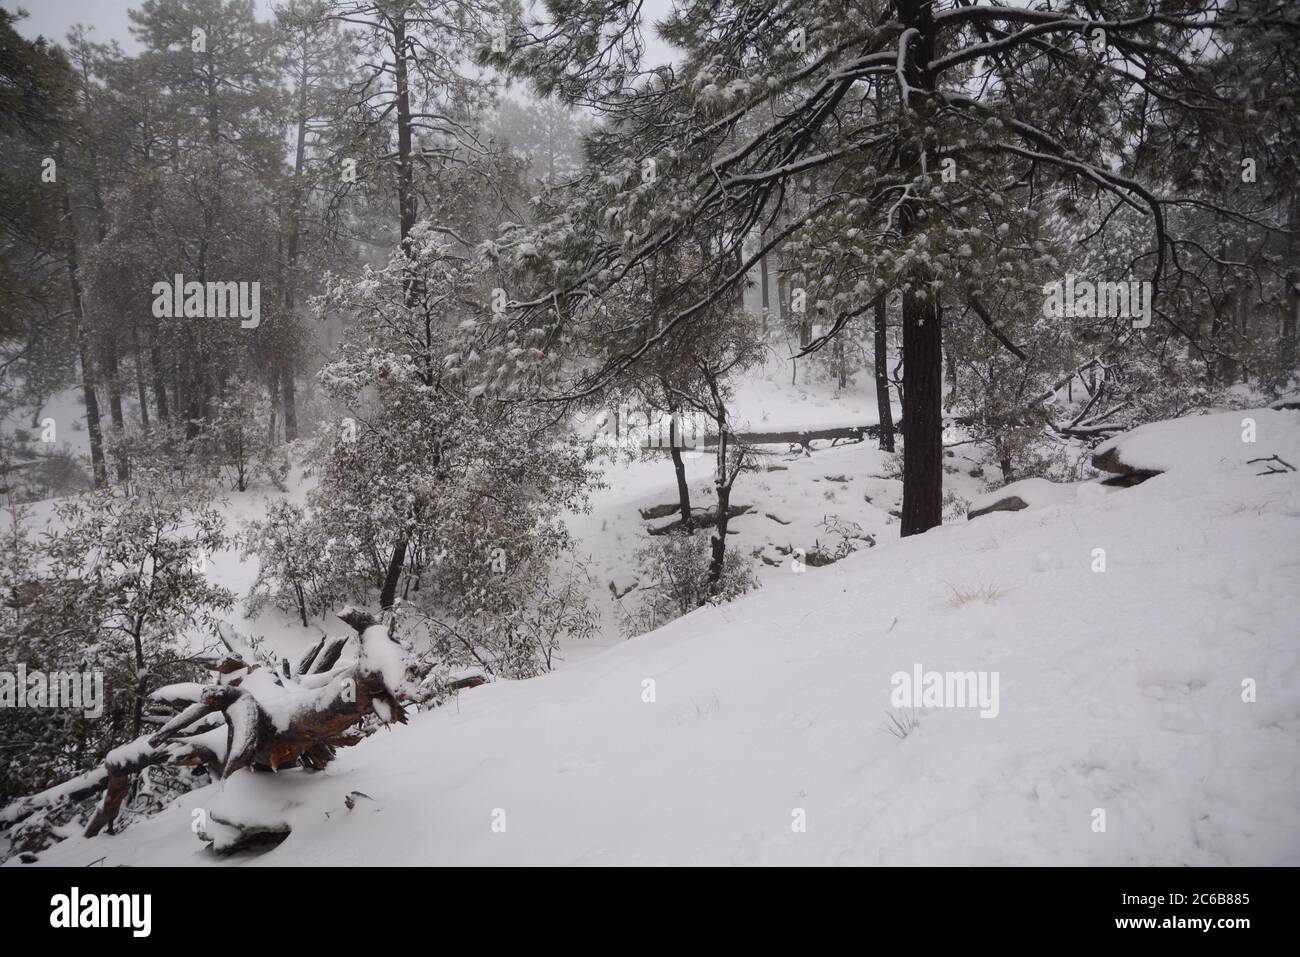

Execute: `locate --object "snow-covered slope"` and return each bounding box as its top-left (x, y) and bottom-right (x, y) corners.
top-left (17, 408), bottom-right (1300, 866)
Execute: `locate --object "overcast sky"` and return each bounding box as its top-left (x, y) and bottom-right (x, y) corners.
top-left (12, 0), bottom-right (678, 64)
top-left (13, 0), bottom-right (275, 50)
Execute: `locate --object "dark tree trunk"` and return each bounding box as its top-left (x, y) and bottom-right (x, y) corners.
top-left (267, 375), bottom-right (279, 445)
top-left (278, 49), bottom-right (310, 445)
top-left (393, 15), bottom-right (416, 247)
top-left (281, 363), bottom-right (298, 441)
top-left (376, 15), bottom-right (425, 610)
top-left (378, 537), bottom-right (408, 611)
top-left (131, 324), bottom-right (150, 432)
top-left (900, 286), bottom-right (944, 536)
top-left (171, 360), bottom-right (181, 425)
top-left (704, 472), bottom-right (732, 602)
top-left (662, 389), bottom-right (693, 526)
top-left (186, 369), bottom-right (205, 440)
top-left (57, 144), bottom-right (107, 488)
top-left (874, 294), bottom-right (895, 452)
top-left (130, 619), bottom-right (146, 738)
top-left (706, 499), bottom-right (730, 599)
top-left (898, 0), bottom-right (943, 537)
top-left (1283, 191), bottom-right (1298, 379)
top-left (102, 347), bottom-right (128, 482)
top-left (944, 350), bottom-right (957, 411)
top-left (670, 443), bottom-right (691, 527)
top-left (83, 125), bottom-right (128, 481)
top-left (703, 408), bottom-right (736, 600)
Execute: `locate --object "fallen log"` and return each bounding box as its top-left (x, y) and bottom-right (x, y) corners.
top-left (704, 425), bottom-right (879, 451)
top-left (635, 422), bottom-right (904, 457)
top-left (1, 607), bottom-right (412, 849)
top-left (648, 504), bottom-right (751, 535)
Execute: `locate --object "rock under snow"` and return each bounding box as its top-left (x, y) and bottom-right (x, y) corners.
top-left (967, 478), bottom-right (1081, 520)
top-left (1092, 407), bottom-right (1300, 482)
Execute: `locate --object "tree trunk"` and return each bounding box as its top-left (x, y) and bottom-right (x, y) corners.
top-left (377, 14), bottom-right (422, 608)
top-left (703, 415), bottom-right (733, 600)
top-left (57, 144), bottom-right (107, 488)
top-left (898, 0), bottom-right (943, 537)
top-left (186, 366), bottom-right (205, 440)
top-left (1282, 190), bottom-right (1298, 380)
top-left (874, 294), bottom-right (895, 452)
top-left (131, 617), bottom-right (147, 738)
top-left (102, 347), bottom-right (128, 482)
top-left (944, 350), bottom-right (957, 411)
top-left (83, 119), bottom-right (128, 481)
top-left (393, 15), bottom-right (416, 246)
top-left (379, 536), bottom-right (408, 611)
top-left (281, 362), bottom-right (298, 441)
top-left (171, 360), bottom-right (181, 425)
top-left (705, 483), bottom-right (731, 601)
top-left (900, 286), bottom-right (944, 535)
top-left (278, 49), bottom-right (310, 445)
top-left (267, 376), bottom-right (279, 445)
top-left (669, 443), bottom-right (691, 527)
top-left (661, 387), bottom-right (693, 526)
top-left (131, 323), bottom-right (150, 432)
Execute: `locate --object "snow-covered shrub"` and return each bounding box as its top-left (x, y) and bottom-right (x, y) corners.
top-left (0, 476), bottom-right (232, 808)
top-left (0, 419), bottom-right (92, 502)
top-left (202, 382), bottom-right (289, 492)
top-left (805, 515), bottom-right (874, 566)
top-left (240, 500), bottom-right (349, 626)
top-left (407, 557), bottom-right (599, 688)
top-left (308, 227), bottom-right (601, 681)
top-left (941, 489), bottom-right (970, 522)
top-left (621, 530), bottom-right (757, 637)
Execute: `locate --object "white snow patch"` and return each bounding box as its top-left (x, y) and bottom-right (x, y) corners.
top-left (1094, 408), bottom-right (1300, 478)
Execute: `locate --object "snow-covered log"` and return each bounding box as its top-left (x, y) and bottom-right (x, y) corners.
top-left (0, 608), bottom-right (411, 848)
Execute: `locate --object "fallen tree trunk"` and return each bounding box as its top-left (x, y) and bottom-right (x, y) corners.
top-left (705, 425), bottom-right (880, 450)
top-left (696, 417), bottom-right (968, 452)
top-left (648, 503), bottom-right (751, 535)
top-left (1, 608), bottom-right (412, 850)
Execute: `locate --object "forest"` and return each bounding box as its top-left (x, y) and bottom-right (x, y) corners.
top-left (0, 0), bottom-right (1297, 869)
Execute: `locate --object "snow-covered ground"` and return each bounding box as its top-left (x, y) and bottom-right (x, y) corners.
top-left (10, 359), bottom-right (926, 667)
top-left (17, 406), bottom-right (1300, 866)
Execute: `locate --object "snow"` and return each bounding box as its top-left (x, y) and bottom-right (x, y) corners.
top-left (0, 386), bottom-right (93, 459)
top-left (1092, 408), bottom-right (1300, 478)
top-left (359, 624), bottom-right (409, 697)
top-left (149, 683), bottom-right (204, 704)
top-left (103, 737), bottom-right (160, 770)
top-left (967, 477), bottom-right (1109, 518)
top-left (0, 767), bottom-right (108, 826)
top-left (15, 407), bottom-right (1300, 866)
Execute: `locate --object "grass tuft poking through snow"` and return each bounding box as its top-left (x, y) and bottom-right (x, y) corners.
top-left (942, 581), bottom-right (1006, 607)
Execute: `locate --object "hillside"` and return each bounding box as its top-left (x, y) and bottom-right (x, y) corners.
top-left (16, 408), bottom-right (1300, 867)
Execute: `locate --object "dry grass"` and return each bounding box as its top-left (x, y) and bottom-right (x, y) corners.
top-left (884, 709), bottom-right (920, 740)
top-left (943, 580), bottom-right (1005, 607)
